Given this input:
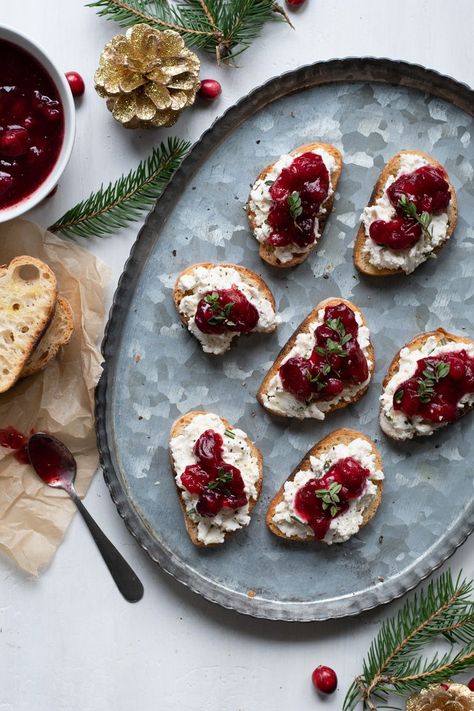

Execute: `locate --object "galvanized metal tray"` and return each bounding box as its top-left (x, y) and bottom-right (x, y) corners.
top-left (96, 58), bottom-right (474, 621)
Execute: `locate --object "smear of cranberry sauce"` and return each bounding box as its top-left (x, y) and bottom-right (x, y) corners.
top-left (0, 426), bottom-right (30, 464)
top-left (181, 429), bottom-right (248, 517)
top-left (194, 287), bottom-right (259, 335)
top-left (294, 457), bottom-right (370, 539)
top-left (279, 303), bottom-right (369, 403)
top-left (393, 350), bottom-right (474, 424)
top-left (266, 152), bottom-right (330, 248)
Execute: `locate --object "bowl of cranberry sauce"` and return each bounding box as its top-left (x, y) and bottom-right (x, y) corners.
top-left (0, 27), bottom-right (75, 221)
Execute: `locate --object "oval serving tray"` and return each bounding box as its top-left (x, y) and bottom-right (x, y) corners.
top-left (96, 58), bottom-right (474, 622)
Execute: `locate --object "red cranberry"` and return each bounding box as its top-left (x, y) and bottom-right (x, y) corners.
top-left (0, 127), bottom-right (29, 157)
top-left (181, 464), bottom-right (210, 494)
top-left (0, 171), bottom-right (13, 197)
top-left (199, 79), bottom-right (222, 99)
top-left (324, 303), bottom-right (359, 336)
top-left (287, 0), bottom-right (306, 7)
top-left (370, 217), bottom-right (422, 250)
top-left (467, 678), bottom-right (474, 691)
top-left (387, 165), bottom-right (450, 214)
top-left (280, 356), bottom-right (314, 401)
top-left (337, 458), bottom-right (368, 493)
top-left (65, 71), bottom-right (85, 97)
top-left (32, 90), bottom-right (61, 122)
top-left (195, 287), bottom-right (259, 335)
top-left (440, 683), bottom-right (450, 690)
top-left (312, 666), bottom-right (337, 694)
top-left (193, 429), bottom-right (223, 466)
top-left (319, 377), bottom-right (344, 399)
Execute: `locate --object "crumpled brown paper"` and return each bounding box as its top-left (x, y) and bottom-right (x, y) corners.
top-left (0, 218), bottom-right (110, 575)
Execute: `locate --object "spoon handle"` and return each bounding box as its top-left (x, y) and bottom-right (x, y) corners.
top-left (70, 491), bottom-right (144, 602)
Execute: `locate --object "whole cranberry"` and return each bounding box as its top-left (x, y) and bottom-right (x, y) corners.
top-left (65, 71), bottom-right (85, 97)
top-left (448, 356), bottom-right (465, 381)
top-left (0, 171), bottom-right (13, 197)
top-left (468, 678), bottom-right (474, 691)
top-left (287, 0), bottom-right (306, 6)
top-left (0, 127), bottom-right (29, 157)
top-left (312, 665), bottom-right (337, 694)
top-left (199, 79), bottom-right (222, 99)
top-left (338, 458), bottom-right (367, 492)
top-left (280, 356), bottom-right (314, 402)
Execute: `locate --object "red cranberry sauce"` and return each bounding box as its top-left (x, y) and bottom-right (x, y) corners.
top-left (266, 152), bottom-right (330, 248)
top-left (393, 350), bottom-right (474, 424)
top-left (181, 429), bottom-right (248, 517)
top-left (369, 165), bottom-right (450, 251)
top-left (0, 426), bottom-right (29, 464)
top-left (0, 39), bottom-right (64, 209)
top-left (279, 303), bottom-right (369, 403)
top-left (294, 457), bottom-right (370, 539)
top-left (194, 287), bottom-right (259, 335)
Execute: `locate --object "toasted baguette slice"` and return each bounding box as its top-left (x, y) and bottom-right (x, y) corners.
top-left (169, 411), bottom-right (263, 547)
top-left (266, 428), bottom-right (383, 542)
top-left (257, 297), bottom-right (375, 419)
top-left (174, 263), bottom-right (277, 354)
top-left (380, 328), bottom-right (474, 440)
top-left (247, 143), bottom-right (343, 268)
top-left (21, 297), bottom-right (74, 378)
top-left (354, 150), bottom-right (457, 276)
top-left (0, 256), bottom-right (57, 393)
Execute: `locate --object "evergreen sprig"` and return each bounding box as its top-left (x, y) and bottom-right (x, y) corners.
top-left (48, 137), bottom-right (190, 238)
top-left (87, 0), bottom-right (291, 63)
top-left (343, 571), bottom-right (474, 711)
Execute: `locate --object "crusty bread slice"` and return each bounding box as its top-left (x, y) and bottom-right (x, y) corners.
top-left (0, 256), bottom-right (57, 393)
top-left (21, 296), bottom-right (74, 378)
top-left (380, 328), bottom-right (474, 440)
top-left (247, 143), bottom-right (343, 268)
top-left (266, 428), bottom-right (383, 542)
top-left (257, 297), bottom-right (375, 418)
top-left (169, 411), bottom-right (264, 547)
top-left (354, 150), bottom-right (458, 276)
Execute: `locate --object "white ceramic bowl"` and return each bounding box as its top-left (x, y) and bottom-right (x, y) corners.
top-left (0, 25), bottom-right (76, 222)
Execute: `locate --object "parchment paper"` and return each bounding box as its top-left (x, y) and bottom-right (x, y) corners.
top-left (0, 218), bottom-right (110, 574)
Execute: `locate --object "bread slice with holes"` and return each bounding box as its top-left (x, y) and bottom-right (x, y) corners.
top-left (257, 297), bottom-right (375, 419)
top-left (354, 150), bottom-right (457, 276)
top-left (21, 296), bottom-right (74, 378)
top-left (0, 256), bottom-right (57, 393)
top-left (169, 411), bottom-right (263, 547)
top-left (247, 143), bottom-right (343, 268)
top-left (380, 328), bottom-right (474, 440)
top-left (266, 428), bottom-right (384, 543)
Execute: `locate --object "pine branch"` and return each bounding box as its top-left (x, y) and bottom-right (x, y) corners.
top-left (48, 137), bottom-right (190, 238)
top-left (343, 572), bottom-right (474, 711)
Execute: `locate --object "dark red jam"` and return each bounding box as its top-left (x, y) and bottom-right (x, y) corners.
top-left (266, 152), bottom-right (330, 248)
top-left (181, 429), bottom-right (247, 517)
top-left (393, 350), bottom-right (474, 424)
top-left (369, 165), bottom-right (450, 251)
top-left (0, 39), bottom-right (64, 209)
top-left (294, 457), bottom-right (370, 539)
top-left (279, 303), bottom-right (369, 403)
top-left (194, 287), bottom-right (259, 335)
top-left (0, 426), bottom-right (29, 464)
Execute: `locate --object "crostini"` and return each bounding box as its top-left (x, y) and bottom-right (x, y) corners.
top-left (247, 142), bottom-right (343, 268)
top-left (380, 328), bottom-right (474, 440)
top-left (169, 411), bottom-right (263, 546)
top-left (174, 263), bottom-right (278, 355)
top-left (355, 150), bottom-right (457, 276)
top-left (257, 297), bottom-right (374, 419)
top-left (267, 428), bottom-right (384, 544)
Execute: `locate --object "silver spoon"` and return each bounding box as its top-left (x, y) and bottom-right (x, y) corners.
top-left (27, 432), bottom-right (144, 603)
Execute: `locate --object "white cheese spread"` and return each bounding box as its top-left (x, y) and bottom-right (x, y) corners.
top-left (177, 265), bottom-right (277, 355)
top-left (271, 438), bottom-right (383, 544)
top-left (169, 413), bottom-right (260, 545)
top-left (248, 148), bottom-right (337, 264)
top-left (361, 153), bottom-right (451, 274)
top-left (261, 308), bottom-right (372, 419)
top-left (380, 336), bottom-right (474, 439)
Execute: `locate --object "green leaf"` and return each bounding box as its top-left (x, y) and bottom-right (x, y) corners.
top-left (398, 193), bottom-right (433, 240)
top-left (49, 137), bottom-right (190, 238)
top-left (394, 388), bottom-right (404, 404)
top-left (287, 190), bottom-right (303, 220)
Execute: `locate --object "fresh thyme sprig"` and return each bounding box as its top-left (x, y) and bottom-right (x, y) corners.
top-left (398, 194), bottom-right (432, 240)
top-left (207, 467), bottom-right (233, 492)
top-left (306, 363), bottom-right (331, 390)
top-left (224, 428), bottom-right (235, 439)
top-left (203, 292), bottom-right (236, 327)
top-left (315, 481), bottom-right (341, 517)
top-left (418, 361), bottom-right (450, 404)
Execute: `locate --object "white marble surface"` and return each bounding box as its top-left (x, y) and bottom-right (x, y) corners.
top-left (2, 1), bottom-right (474, 709)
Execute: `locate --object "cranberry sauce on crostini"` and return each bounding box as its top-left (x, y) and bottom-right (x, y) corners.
top-left (279, 303), bottom-right (369, 403)
top-left (0, 39), bottom-right (64, 209)
top-left (194, 287), bottom-right (259, 334)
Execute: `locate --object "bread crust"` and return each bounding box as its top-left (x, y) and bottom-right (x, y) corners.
top-left (21, 296), bottom-right (74, 378)
top-left (257, 297), bottom-right (375, 418)
top-left (247, 143), bottom-right (343, 268)
top-left (266, 428), bottom-right (383, 542)
top-left (380, 328), bottom-right (474, 439)
top-left (354, 150), bottom-right (458, 277)
top-left (169, 410), bottom-right (264, 547)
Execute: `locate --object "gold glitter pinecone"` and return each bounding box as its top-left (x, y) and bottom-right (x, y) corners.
top-left (94, 24), bottom-right (200, 129)
top-left (406, 683), bottom-right (474, 711)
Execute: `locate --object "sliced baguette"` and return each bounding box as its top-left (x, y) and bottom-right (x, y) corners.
top-left (21, 296), bottom-right (74, 378)
top-left (0, 256), bottom-right (57, 393)
top-left (380, 328), bottom-right (474, 440)
top-left (169, 411), bottom-right (263, 547)
top-left (354, 150), bottom-right (458, 276)
top-left (247, 143), bottom-right (343, 268)
top-left (257, 297), bottom-right (375, 418)
top-left (266, 428), bottom-right (383, 542)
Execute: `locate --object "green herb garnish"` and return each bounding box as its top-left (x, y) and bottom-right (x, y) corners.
top-left (287, 190), bottom-right (303, 229)
top-left (224, 428), bottom-right (235, 439)
top-left (315, 481), bottom-right (342, 517)
top-left (394, 388), bottom-right (404, 404)
top-left (203, 292), bottom-right (236, 328)
top-left (207, 467), bottom-right (234, 492)
top-left (398, 194), bottom-right (432, 240)
top-left (417, 361), bottom-right (450, 403)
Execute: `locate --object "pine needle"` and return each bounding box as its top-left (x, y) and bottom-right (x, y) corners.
top-left (48, 137), bottom-right (190, 238)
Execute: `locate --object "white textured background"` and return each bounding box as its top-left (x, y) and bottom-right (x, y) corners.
top-left (1, 1), bottom-right (474, 710)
